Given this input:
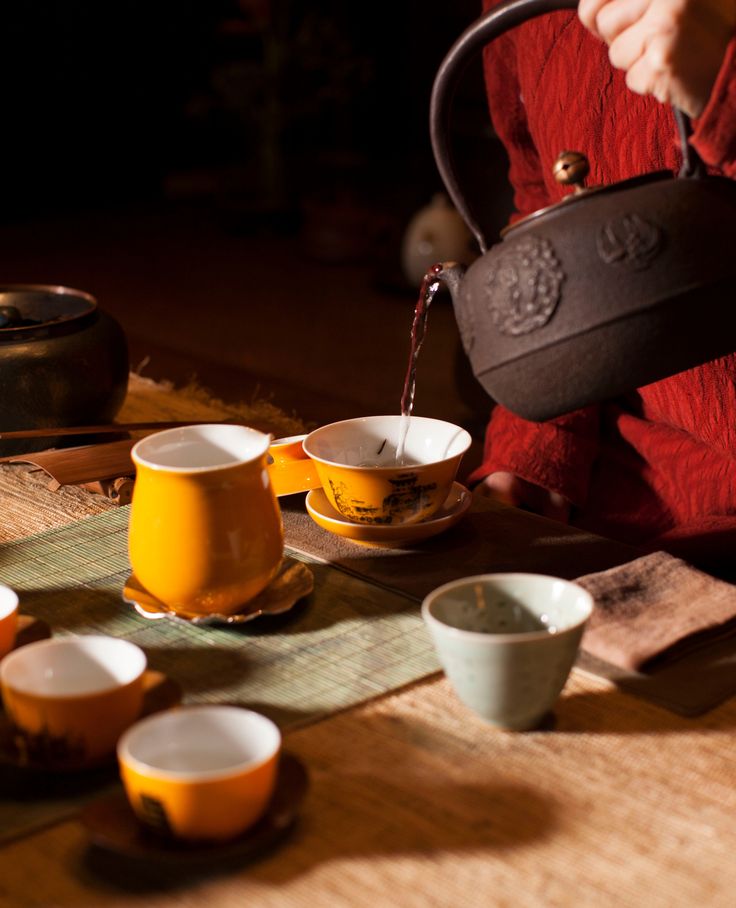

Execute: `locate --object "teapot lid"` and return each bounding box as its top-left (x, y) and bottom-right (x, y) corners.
top-left (502, 151), bottom-right (673, 238)
top-left (430, 0), bottom-right (707, 253)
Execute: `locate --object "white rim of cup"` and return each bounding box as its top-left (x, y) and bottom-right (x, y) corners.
top-left (0, 635), bottom-right (147, 697)
top-left (0, 584), bottom-right (19, 621)
top-left (267, 434), bottom-right (308, 465)
top-left (302, 415), bottom-right (472, 470)
top-left (421, 573), bottom-right (594, 643)
top-left (270, 434), bottom-right (308, 448)
top-left (117, 704), bottom-right (282, 783)
top-left (131, 424), bottom-right (272, 474)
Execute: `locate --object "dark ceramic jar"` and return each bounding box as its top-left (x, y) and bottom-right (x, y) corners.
top-left (0, 285), bottom-right (129, 454)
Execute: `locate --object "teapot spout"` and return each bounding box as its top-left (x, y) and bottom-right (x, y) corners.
top-left (432, 261), bottom-right (466, 304)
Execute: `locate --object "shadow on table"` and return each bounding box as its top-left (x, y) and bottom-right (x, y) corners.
top-left (140, 644), bottom-right (254, 697)
top-left (68, 681), bottom-right (734, 897)
top-left (14, 586), bottom-right (124, 632)
top-left (77, 822), bottom-right (302, 895)
top-left (75, 701), bottom-right (558, 894)
top-left (553, 683), bottom-right (736, 733)
top-left (76, 771), bottom-right (555, 895)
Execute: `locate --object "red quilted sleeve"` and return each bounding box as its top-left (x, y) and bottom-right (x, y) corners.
top-left (691, 35), bottom-right (736, 177)
top-left (468, 405), bottom-right (601, 506)
top-left (471, 1), bottom-right (602, 502)
top-left (481, 35), bottom-right (550, 221)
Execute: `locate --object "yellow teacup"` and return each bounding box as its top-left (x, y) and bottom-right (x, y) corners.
top-left (0, 584), bottom-right (19, 659)
top-left (129, 424), bottom-right (284, 617)
top-left (117, 705), bottom-right (282, 841)
top-left (0, 635), bottom-right (147, 768)
top-left (302, 415), bottom-right (472, 526)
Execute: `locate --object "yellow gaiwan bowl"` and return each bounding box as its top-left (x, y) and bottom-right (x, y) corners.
top-left (302, 415), bottom-right (472, 526)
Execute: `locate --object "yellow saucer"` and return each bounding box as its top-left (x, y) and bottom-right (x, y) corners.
top-left (123, 561), bottom-right (314, 626)
top-left (305, 482), bottom-right (471, 547)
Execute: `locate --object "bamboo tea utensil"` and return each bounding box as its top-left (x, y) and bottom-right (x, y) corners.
top-left (2, 440), bottom-right (136, 488)
top-left (0, 431), bottom-right (315, 498)
top-left (0, 420), bottom-right (240, 441)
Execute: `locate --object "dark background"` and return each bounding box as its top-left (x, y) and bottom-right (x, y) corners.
top-left (0, 1), bottom-right (515, 443)
top-left (0, 1), bottom-right (511, 232)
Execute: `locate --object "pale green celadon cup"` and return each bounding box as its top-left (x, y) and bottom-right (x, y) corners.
top-left (422, 573), bottom-right (594, 731)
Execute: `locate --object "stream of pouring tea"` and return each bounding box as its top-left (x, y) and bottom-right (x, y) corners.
top-left (396, 263), bottom-right (445, 463)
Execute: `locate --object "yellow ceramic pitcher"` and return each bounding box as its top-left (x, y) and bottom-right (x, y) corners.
top-left (129, 424), bottom-right (283, 618)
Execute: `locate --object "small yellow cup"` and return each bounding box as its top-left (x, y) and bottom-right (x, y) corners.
top-left (0, 635), bottom-right (147, 768)
top-left (0, 584), bottom-right (19, 659)
top-left (129, 424), bottom-right (284, 617)
top-left (303, 415), bottom-right (472, 526)
top-left (117, 705), bottom-right (282, 842)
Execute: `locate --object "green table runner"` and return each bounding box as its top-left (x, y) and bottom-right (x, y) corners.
top-left (0, 507), bottom-right (439, 843)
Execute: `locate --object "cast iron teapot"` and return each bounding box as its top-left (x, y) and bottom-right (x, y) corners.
top-left (431, 0), bottom-right (736, 421)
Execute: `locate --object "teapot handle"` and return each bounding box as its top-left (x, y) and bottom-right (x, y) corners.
top-left (430, 0), bottom-right (705, 253)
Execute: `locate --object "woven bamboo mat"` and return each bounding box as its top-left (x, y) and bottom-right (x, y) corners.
top-left (280, 500), bottom-right (736, 717)
top-left (0, 506), bottom-right (439, 843)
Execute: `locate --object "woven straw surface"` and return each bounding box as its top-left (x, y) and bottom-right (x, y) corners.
top-left (1, 377), bottom-right (735, 906)
top-left (3, 671), bottom-right (736, 907)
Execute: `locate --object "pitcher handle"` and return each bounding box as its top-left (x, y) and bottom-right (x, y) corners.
top-left (429, 0), bottom-right (703, 254)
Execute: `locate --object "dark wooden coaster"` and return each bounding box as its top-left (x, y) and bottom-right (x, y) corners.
top-left (139, 670), bottom-right (183, 718)
top-left (13, 614), bottom-right (52, 649)
top-left (79, 752), bottom-right (308, 863)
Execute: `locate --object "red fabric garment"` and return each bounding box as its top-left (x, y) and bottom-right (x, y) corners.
top-left (471, 3), bottom-right (736, 571)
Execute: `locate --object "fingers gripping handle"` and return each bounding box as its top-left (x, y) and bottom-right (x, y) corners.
top-left (429, 0), bottom-right (700, 253)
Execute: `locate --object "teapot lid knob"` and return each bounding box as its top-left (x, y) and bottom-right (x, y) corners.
top-left (553, 150), bottom-right (590, 193)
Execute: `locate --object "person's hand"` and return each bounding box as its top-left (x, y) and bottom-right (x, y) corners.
top-left (473, 471), bottom-right (572, 523)
top-left (577, 0), bottom-right (736, 117)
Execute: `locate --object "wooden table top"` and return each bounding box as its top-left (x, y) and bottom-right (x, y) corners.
top-left (2, 378), bottom-right (735, 908)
